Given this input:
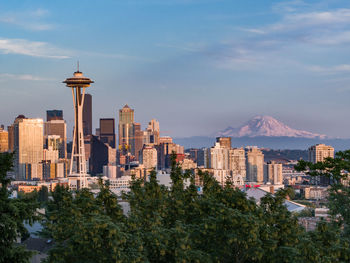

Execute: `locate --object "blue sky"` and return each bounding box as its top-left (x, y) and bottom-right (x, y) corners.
top-left (1, 0), bottom-right (350, 138)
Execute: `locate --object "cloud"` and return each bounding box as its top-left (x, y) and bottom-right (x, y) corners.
top-left (0, 38), bottom-right (70, 59)
top-left (0, 8), bottom-right (54, 31)
top-left (0, 73), bottom-right (54, 81)
top-left (307, 64), bottom-right (350, 73)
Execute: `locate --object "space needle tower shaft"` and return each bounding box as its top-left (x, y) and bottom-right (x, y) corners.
top-left (63, 66), bottom-right (94, 189)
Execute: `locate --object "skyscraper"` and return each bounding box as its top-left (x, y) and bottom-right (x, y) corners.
top-left (144, 119), bottom-right (160, 145)
top-left (46, 110), bottom-right (63, 121)
top-left (246, 147), bottom-right (264, 183)
top-left (210, 142), bottom-right (230, 170)
top-left (63, 69), bottom-right (94, 189)
top-left (14, 118), bottom-right (44, 180)
top-left (99, 118), bottom-right (116, 148)
top-left (308, 144), bottom-right (334, 186)
top-left (216, 137), bottom-right (232, 149)
top-left (141, 146), bottom-right (157, 169)
top-left (265, 161), bottom-right (283, 185)
top-left (83, 93), bottom-right (92, 137)
top-left (308, 144), bottom-right (334, 164)
top-left (44, 120), bottom-right (67, 159)
top-left (229, 148), bottom-right (246, 179)
top-left (118, 104), bottom-right (134, 154)
top-left (0, 127), bottom-right (8, 152)
top-left (8, 115), bottom-right (26, 152)
top-left (133, 122), bottom-right (144, 160)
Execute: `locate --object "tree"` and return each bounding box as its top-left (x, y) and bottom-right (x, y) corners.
top-left (0, 152), bottom-right (39, 263)
top-left (43, 153), bottom-right (350, 262)
top-left (38, 185), bottom-right (49, 204)
top-left (295, 150), bottom-right (350, 261)
top-left (44, 181), bottom-right (145, 262)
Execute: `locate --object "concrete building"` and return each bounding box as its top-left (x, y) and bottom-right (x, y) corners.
top-left (210, 142), bottom-right (230, 170)
top-left (216, 137), bottom-right (231, 148)
top-left (265, 161), bottom-right (283, 184)
top-left (141, 146), bottom-right (158, 169)
top-left (144, 119), bottom-right (160, 145)
top-left (46, 110), bottom-right (63, 121)
top-left (83, 93), bottom-right (92, 137)
top-left (44, 121), bottom-right (67, 159)
top-left (118, 104), bottom-right (134, 155)
top-left (180, 158), bottom-right (197, 170)
top-left (99, 118), bottom-right (116, 148)
top-left (14, 118), bottom-right (43, 180)
top-left (308, 144), bottom-right (334, 185)
top-left (43, 146), bottom-right (59, 163)
top-left (229, 147), bottom-right (246, 179)
top-left (0, 127), bottom-right (8, 152)
top-left (308, 144), bottom-right (334, 163)
top-left (133, 122), bottom-right (144, 161)
top-left (155, 137), bottom-right (184, 170)
top-left (246, 147), bottom-right (264, 183)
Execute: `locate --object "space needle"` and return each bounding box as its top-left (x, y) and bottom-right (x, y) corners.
top-left (63, 65), bottom-right (94, 189)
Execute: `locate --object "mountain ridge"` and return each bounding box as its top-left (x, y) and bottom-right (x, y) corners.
top-left (217, 115), bottom-right (327, 139)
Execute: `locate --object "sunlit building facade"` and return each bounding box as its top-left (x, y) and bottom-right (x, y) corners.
top-left (14, 118), bottom-right (44, 180)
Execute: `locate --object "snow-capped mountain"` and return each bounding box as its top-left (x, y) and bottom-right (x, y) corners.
top-left (217, 116), bottom-right (327, 139)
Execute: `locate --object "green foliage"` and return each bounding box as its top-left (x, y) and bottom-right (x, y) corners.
top-left (295, 150), bottom-right (350, 231)
top-left (38, 185), bottom-right (49, 204)
top-left (42, 153), bottom-right (350, 262)
top-left (0, 152), bottom-right (39, 263)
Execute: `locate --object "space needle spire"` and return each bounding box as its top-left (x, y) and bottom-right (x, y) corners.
top-left (63, 66), bottom-right (94, 189)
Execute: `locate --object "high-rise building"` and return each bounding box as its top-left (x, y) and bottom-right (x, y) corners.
top-left (141, 146), bottom-right (157, 169)
top-left (246, 147), bottom-right (264, 183)
top-left (118, 104), bottom-right (134, 154)
top-left (144, 119), bottom-right (160, 145)
top-left (46, 110), bottom-right (63, 121)
top-left (210, 142), bottom-right (230, 170)
top-left (83, 93), bottom-right (92, 137)
top-left (133, 123), bottom-right (144, 161)
top-left (229, 148), bottom-right (246, 179)
top-left (308, 144), bottom-right (334, 164)
top-left (0, 127), bottom-right (8, 152)
top-left (89, 135), bottom-right (109, 176)
top-left (7, 115), bottom-right (26, 152)
top-left (265, 161), bottom-right (283, 184)
top-left (44, 120), bottom-right (67, 159)
top-left (155, 137), bottom-right (184, 170)
top-left (99, 118), bottom-right (116, 148)
top-left (308, 144), bottom-right (334, 186)
top-left (14, 118), bottom-right (44, 180)
top-left (216, 137), bottom-right (232, 149)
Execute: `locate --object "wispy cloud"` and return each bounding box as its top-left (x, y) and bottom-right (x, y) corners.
top-left (307, 64), bottom-right (350, 73)
top-left (0, 38), bottom-right (70, 59)
top-left (0, 73), bottom-right (54, 81)
top-left (200, 5), bottom-right (350, 71)
top-left (0, 8), bottom-right (54, 31)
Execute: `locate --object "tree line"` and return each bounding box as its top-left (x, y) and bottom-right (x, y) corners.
top-left (1, 151), bottom-right (350, 262)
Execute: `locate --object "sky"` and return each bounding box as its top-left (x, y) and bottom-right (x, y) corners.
top-left (1, 0), bottom-right (350, 138)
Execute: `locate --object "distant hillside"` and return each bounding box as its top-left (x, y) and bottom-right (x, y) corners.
top-left (174, 136), bottom-right (350, 151)
top-left (262, 149), bottom-right (308, 162)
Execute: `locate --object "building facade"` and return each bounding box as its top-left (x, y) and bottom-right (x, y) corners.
top-left (308, 144), bottom-right (334, 163)
top-left (0, 127), bottom-right (8, 152)
top-left (246, 147), bottom-right (264, 183)
top-left (83, 93), bottom-right (93, 137)
top-left (14, 118), bottom-right (44, 180)
top-left (118, 104), bottom-right (134, 155)
top-left (99, 118), bottom-right (116, 148)
top-left (265, 161), bottom-right (283, 185)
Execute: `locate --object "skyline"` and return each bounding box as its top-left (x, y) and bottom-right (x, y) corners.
top-left (1, 0), bottom-right (350, 138)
